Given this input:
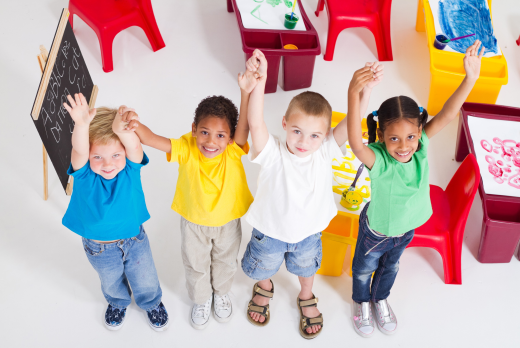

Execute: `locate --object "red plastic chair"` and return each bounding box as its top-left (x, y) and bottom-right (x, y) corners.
top-left (315, 0), bottom-right (393, 61)
top-left (68, 0), bottom-right (165, 72)
top-left (407, 154), bottom-right (480, 285)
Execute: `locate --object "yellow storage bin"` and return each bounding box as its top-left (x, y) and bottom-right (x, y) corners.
top-left (416, 0), bottom-right (508, 115)
top-left (318, 211), bottom-right (360, 277)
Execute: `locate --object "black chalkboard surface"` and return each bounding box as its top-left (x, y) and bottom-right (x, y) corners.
top-left (31, 9), bottom-right (95, 192)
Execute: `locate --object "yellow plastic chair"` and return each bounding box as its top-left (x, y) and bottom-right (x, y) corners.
top-left (416, 0), bottom-right (508, 115)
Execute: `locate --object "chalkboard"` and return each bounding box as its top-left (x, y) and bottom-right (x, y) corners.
top-left (31, 9), bottom-right (96, 192)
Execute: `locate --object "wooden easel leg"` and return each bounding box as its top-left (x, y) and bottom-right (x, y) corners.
top-left (43, 144), bottom-right (48, 200)
top-left (66, 177), bottom-right (74, 196)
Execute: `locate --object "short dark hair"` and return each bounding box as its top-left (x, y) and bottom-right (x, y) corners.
top-left (194, 96), bottom-right (239, 138)
top-left (367, 96), bottom-right (428, 144)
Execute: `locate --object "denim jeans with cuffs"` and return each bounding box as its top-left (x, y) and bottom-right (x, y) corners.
top-left (82, 225), bottom-right (163, 311)
top-left (352, 203), bottom-right (414, 303)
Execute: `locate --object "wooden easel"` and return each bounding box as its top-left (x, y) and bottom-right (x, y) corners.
top-left (37, 44), bottom-right (98, 199)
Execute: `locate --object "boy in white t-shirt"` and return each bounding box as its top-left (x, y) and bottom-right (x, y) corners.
top-left (241, 50), bottom-right (379, 339)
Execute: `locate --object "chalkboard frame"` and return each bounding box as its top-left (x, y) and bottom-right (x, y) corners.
top-left (31, 8), bottom-right (98, 194)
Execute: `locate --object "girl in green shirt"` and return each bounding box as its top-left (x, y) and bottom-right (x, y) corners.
top-left (346, 40), bottom-right (484, 338)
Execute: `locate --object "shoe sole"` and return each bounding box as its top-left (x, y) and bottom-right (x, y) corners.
top-left (104, 307), bottom-right (127, 331)
top-left (375, 321), bottom-right (397, 335)
top-left (213, 307), bottom-right (233, 323)
top-left (144, 311), bottom-right (169, 332)
top-left (351, 317), bottom-right (374, 338)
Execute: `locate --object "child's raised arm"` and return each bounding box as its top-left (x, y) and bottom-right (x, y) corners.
top-left (425, 40), bottom-right (483, 138)
top-left (63, 93), bottom-right (96, 171)
top-left (347, 67), bottom-right (377, 169)
top-left (132, 120), bottom-right (171, 154)
top-left (235, 69), bottom-right (259, 147)
top-left (245, 49), bottom-right (269, 155)
top-left (334, 62), bottom-right (384, 146)
top-left (112, 106), bottom-right (144, 163)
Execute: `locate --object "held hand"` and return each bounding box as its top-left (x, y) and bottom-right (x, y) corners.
top-left (246, 49), bottom-right (267, 82)
top-left (364, 62), bottom-right (384, 89)
top-left (348, 67), bottom-right (374, 95)
top-left (113, 107), bottom-right (140, 134)
top-left (238, 69), bottom-right (259, 93)
top-left (63, 93), bottom-right (95, 127)
top-left (463, 40), bottom-right (484, 81)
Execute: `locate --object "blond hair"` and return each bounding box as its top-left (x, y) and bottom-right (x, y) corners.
top-left (89, 107), bottom-right (120, 145)
top-left (285, 91), bottom-right (332, 127)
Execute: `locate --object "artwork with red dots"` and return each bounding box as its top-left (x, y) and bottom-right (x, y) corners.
top-left (468, 116), bottom-right (520, 197)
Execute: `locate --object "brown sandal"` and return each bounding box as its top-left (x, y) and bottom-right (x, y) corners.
top-left (297, 295), bottom-right (324, 339)
top-left (246, 280), bottom-right (274, 327)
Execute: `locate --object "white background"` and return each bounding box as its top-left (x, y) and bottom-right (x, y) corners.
top-left (1, 0), bottom-right (520, 347)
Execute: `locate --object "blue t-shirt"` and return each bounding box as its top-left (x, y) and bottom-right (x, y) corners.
top-left (62, 154), bottom-right (150, 240)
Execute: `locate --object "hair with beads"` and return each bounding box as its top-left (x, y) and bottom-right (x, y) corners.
top-left (367, 96), bottom-right (428, 144)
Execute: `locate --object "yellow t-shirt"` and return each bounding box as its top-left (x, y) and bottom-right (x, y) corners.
top-left (166, 133), bottom-right (254, 227)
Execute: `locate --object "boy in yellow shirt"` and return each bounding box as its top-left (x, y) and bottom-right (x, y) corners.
top-left (123, 71), bottom-right (258, 329)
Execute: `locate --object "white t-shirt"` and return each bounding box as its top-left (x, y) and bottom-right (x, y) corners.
top-left (246, 131), bottom-right (345, 243)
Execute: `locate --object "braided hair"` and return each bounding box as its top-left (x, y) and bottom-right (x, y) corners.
top-left (367, 96), bottom-right (428, 145)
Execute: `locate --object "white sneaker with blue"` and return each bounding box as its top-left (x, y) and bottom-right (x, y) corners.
top-left (213, 293), bottom-right (233, 323)
top-left (104, 304), bottom-right (127, 331)
top-left (145, 302), bottom-right (169, 331)
top-left (191, 295), bottom-right (212, 329)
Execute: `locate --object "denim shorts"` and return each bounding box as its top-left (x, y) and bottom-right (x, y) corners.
top-left (241, 229), bottom-right (322, 280)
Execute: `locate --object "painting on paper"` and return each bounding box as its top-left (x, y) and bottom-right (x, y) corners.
top-left (468, 116), bottom-right (520, 198)
top-left (430, 0), bottom-right (501, 57)
top-left (235, 0), bottom-right (306, 31)
top-left (332, 142), bottom-right (371, 215)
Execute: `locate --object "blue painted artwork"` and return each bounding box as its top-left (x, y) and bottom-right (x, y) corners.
top-left (438, 0), bottom-right (498, 54)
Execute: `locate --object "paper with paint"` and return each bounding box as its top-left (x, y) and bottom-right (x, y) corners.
top-left (468, 116), bottom-right (520, 197)
top-left (429, 0), bottom-right (501, 57)
top-left (332, 142), bottom-right (371, 215)
top-left (236, 0), bottom-right (306, 31)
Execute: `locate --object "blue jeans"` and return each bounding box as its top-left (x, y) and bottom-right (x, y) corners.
top-left (352, 203), bottom-right (414, 303)
top-left (82, 226), bottom-right (162, 311)
top-left (241, 229), bottom-right (322, 280)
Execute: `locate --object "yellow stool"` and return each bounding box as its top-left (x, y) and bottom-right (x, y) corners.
top-left (416, 0), bottom-right (508, 115)
top-left (318, 211), bottom-right (360, 277)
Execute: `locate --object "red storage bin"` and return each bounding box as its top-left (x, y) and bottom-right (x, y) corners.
top-left (455, 103), bottom-right (520, 263)
top-left (228, 0), bottom-right (321, 93)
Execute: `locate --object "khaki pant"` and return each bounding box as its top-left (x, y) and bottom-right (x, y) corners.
top-left (180, 217), bottom-right (242, 305)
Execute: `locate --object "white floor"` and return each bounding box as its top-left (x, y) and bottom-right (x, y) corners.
top-left (2, 0), bottom-right (520, 347)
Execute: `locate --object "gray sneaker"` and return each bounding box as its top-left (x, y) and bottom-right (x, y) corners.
top-left (352, 301), bottom-right (375, 338)
top-left (372, 299), bottom-right (398, 335)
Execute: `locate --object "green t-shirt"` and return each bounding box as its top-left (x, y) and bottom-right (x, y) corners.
top-left (366, 130), bottom-right (432, 236)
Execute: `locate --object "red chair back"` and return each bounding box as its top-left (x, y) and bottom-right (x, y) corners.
top-left (445, 154), bottom-right (480, 240)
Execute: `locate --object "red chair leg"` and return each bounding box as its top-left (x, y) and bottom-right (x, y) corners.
top-left (138, 2), bottom-right (165, 51)
top-left (227, 0), bottom-right (234, 13)
top-left (324, 21), bottom-right (341, 61)
top-left (438, 239), bottom-right (457, 285)
top-left (68, 2), bottom-right (76, 28)
top-left (98, 30), bottom-right (115, 73)
top-left (369, 20), bottom-right (392, 62)
top-left (315, 0), bottom-right (325, 17)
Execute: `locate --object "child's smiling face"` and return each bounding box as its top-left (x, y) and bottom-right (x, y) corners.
top-left (192, 116), bottom-right (233, 159)
top-left (377, 118), bottom-right (422, 163)
top-left (89, 140), bottom-right (126, 179)
top-left (282, 111), bottom-right (330, 158)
